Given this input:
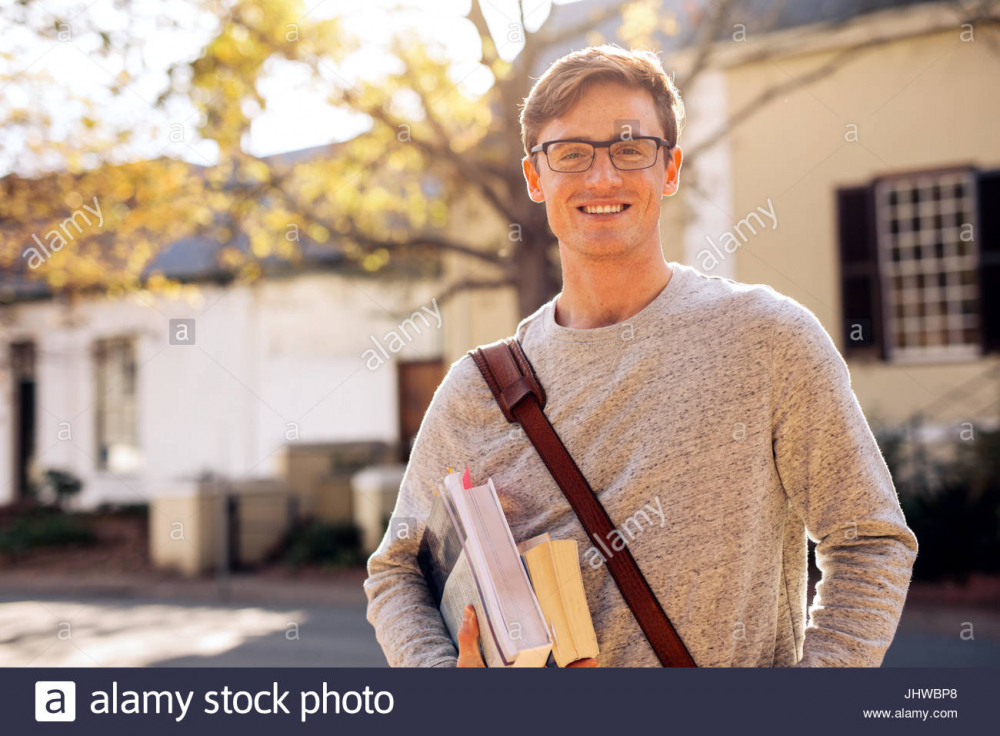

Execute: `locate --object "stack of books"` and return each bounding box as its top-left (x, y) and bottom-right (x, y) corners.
top-left (417, 467), bottom-right (599, 667)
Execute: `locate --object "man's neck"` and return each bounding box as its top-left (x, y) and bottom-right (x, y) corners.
top-left (554, 247), bottom-right (674, 330)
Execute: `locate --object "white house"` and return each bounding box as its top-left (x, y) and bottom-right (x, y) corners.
top-left (0, 261), bottom-right (459, 509)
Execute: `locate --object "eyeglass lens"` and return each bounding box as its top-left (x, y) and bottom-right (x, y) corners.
top-left (547, 139), bottom-right (659, 172)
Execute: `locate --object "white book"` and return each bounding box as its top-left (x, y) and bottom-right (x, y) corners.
top-left (417, 468), bottom-right (553, 667)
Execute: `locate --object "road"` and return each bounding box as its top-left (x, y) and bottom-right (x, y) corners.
top-left (1, 575), bottom-right (997, 667)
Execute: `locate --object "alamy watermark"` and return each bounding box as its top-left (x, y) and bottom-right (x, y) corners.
top-left (696, 198), bottom-right (777, 272)
top-left (582, 495), bottom-right (666, 569)
top-left (362, 298), bottom-right (442, 370)
top-left (22, 196), bottom-right (104, 269)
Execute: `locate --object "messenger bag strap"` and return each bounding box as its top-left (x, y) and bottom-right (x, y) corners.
top-left (469, 337), bottom-right (697, 667)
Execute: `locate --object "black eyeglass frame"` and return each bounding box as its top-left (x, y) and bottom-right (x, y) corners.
top-left (529, 135), bottom-right (673, 172)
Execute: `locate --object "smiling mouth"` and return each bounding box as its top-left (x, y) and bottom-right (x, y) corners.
top-left (578, 204), bottom-right (631, 214)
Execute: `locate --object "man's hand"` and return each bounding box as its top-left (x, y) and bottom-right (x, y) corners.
top-left (456, 605), bottom-right (486, 667)
top-left (457, 604), bottom-right (599, 668)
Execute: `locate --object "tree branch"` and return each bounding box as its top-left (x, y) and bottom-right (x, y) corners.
top-left (432, 276), bottom-right (516, 309)
top-left (341, 225), bottom-right (507, 266)
top-left (529, 0), bottom-right (633, 50)
top-left (468, 0), bottom-right (500, 68)
top-left (266, 172), bottom-right (507, 268)
top-left (675, 0), bottom-right (740, 92)
top-left (339, 86), bottom-right (522, 226)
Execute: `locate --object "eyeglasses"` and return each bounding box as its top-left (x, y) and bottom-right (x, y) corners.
top-left (530, 136), bottom-right (672, 173)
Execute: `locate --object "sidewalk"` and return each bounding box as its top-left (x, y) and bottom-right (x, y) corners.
top-left (0, 566), bottom-right (370, 606)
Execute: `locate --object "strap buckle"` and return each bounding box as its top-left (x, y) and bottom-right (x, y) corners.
top-left (469, 338), bottom-right (546, 423)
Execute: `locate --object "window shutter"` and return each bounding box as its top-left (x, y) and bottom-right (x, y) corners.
top-left (836, 185), bottom-right (885, 359)
top-left (976, 168), bottom-right (1000, 354)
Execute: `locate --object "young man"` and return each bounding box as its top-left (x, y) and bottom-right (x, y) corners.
top-left (364, 45), bottom-right (918, 668)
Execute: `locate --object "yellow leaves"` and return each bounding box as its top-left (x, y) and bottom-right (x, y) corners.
top-left (242, 158), bottom-right (271, 183)
top-left (619, 0), bottom-right (661, 48)
top-left (237, 261), bottom-right (263, 283)
top-left (429, 200), bottom-right (448, 227)
top-left (306, 223), bottom-right (329, 243)
top-left (419, 73), bottom-right (439, 92)
top-left (362, 248), bottom-right (390, 272)
top-left (214, 247), bottom-right (244, 274)
top-left (490, 58), bottom-right (512, 81)
top-left (250, 232), bottom-right (271, 258)
top-left (208, 30), bottom-right (245, 68)
top-left (230, 24), bottom-right (250, 43)
top-left (146, 271), bottom-right (168, 290)
top-left (374, 185), bottom-right (398, 210)
top-left (192, 206), bottom-right (214, 226)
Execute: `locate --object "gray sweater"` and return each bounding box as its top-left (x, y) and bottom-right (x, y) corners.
top-left (363, 262), bottom-right (918, 667)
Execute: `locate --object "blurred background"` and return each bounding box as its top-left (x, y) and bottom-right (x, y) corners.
top-left (0, 0), bottom-right (998, 667)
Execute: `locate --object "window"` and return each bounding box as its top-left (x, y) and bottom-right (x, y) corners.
top-left (875, 170), bottom-right (980, 361)
top-left (94, 336), bottom-right (142, 473)
top-left (837, 166), bottom-right (1000, 362)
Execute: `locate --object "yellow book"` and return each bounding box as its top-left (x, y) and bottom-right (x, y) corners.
top-left (518, 534), bottom-right (600, 667)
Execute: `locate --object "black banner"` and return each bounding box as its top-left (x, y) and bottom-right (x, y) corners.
top-left (5, 667), bottom-right (992, 735)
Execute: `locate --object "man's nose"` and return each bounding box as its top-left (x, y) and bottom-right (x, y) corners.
top-left (585, 147), bottom-right (623, 187)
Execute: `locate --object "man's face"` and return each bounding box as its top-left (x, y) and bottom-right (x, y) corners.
top-left (522, 80), bottom-right (682, 260)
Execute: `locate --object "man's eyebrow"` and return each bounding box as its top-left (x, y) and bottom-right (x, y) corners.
top-left (549, 135), bottom-right (608, 141)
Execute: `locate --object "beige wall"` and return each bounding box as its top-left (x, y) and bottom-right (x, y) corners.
top-left (719, 20), bottom-right (1000, 426)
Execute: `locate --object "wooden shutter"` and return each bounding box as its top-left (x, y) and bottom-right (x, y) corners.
top-left (976, 168), bottom-right (1000, 354)
top-left (836, 185), bottom-right (885, 359)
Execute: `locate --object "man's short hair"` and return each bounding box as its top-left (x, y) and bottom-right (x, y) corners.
top-left (519, 44), bottom-right (685, 160)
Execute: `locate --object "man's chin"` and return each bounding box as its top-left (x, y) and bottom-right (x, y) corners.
top-left (568, 235), bottom-right (636, 258)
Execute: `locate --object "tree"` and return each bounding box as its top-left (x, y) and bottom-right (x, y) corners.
top-left (3, 0), bottom-right (970, 317)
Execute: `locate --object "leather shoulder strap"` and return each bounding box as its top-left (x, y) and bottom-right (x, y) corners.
top-left (469, 337), bottom-right (696, 667)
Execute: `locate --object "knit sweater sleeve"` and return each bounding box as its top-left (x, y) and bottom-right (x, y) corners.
top-left (363, 355), bottom-right (483, 667)
top-left (768, 296), bottom-right (918, 667)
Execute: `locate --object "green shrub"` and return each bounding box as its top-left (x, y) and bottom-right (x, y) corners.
top-left (94, 502), bottom-right (149, 518)
top-left (882, 426), bottom-right (1000, 582)
top-left (282, 521), bottom-right (364, 568)
top-left (27, 468), bottom-right (84, 507)
top-left (0, 509), bottom-right (97, 557)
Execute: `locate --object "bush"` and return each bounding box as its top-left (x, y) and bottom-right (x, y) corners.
top-left (94, 502), bottom-right (149, 518)
top-left (282, 521), bottom-right (365, 568)
top-left (883, 425), bottom-right (1000, 582)
top-left (900, 482), bottom-right (1000, 582)
top-left (0, 508), bottom-right (97, 558)
top-left (27, 468), bottom-right (84, 508)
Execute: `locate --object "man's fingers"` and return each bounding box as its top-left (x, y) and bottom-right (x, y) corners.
top-left (456, 604), bottom-right (485, 668)
top-left (457, 606), bottom-right (598, 669)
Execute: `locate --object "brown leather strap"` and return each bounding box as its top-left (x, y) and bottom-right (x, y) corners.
top-left (470, 337), bottom-right (697, 667)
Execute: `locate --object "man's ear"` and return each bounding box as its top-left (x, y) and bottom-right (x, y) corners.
top-left (522, 155), bottom-right (544, 203)
top-left (662, 145), bottom-right (683, 197)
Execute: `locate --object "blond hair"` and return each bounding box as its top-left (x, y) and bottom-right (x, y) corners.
top-left (519, 45), bottom-right (685, 159)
